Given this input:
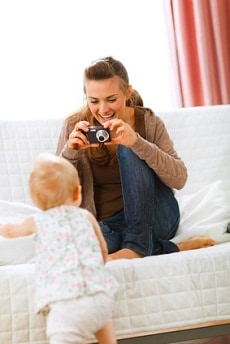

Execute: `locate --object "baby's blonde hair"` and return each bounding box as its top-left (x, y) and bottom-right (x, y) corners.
top-left (29, 153), bottom-right (80, 210)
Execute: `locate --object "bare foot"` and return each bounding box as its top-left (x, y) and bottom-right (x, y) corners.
top-left (177, 237), bottom-right (215, 251)
top-left (107, 248), bottom-right (143, 261)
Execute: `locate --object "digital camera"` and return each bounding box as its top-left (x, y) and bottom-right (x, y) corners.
top-left (84, 126), bottom-right (111, 143)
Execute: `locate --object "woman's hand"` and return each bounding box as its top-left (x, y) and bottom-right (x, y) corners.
top-left (104, 119), bottom-right (138, 147)
top-left (68, 121), bottom-right (99, 150)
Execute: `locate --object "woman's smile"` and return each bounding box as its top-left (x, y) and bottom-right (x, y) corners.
top-left (98, 112), bottom-right (116, 122)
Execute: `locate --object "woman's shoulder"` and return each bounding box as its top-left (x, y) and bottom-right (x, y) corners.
top-left (65, 108), bottom-right (84, 125)
top-left (59, 108), bottom-right (85, 136)
top-left (134, 106), bottom-right (157, 117)
top-left (134, 106), bottom-right (168, 142)
top-left (134, 106), bottom-right (163, 125)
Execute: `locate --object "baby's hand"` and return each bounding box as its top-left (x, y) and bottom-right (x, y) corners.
top-left (0, 223), bottom-right (9, 237)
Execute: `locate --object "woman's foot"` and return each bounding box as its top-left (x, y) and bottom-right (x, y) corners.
top-left (107, 248), bottom-right (143, 261)
top-left (177, 237), bottom-right (215, 251)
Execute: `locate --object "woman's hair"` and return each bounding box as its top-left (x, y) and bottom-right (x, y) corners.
top-left (29, 153), bottom-right (80, 210)
top-left (83, 56), bottom-right (143, 108)
top-left (126, 89), bottom-right (143, 107)
top-left (84, 56), bottom-right (129, 94)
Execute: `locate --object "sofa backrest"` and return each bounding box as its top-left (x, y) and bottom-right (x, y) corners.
top-left (0, 118), bottom-right (62, 204)
top-left (158, 105), bottom-right (230, 201)
top-left (0, 105), bottom-right (229, 205)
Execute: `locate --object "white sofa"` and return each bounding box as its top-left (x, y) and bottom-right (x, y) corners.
top-left (0, 105), bottom-right (230, 344)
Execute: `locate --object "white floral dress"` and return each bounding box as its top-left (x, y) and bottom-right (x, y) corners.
top-left (33, 205), bottom-right (117, 314)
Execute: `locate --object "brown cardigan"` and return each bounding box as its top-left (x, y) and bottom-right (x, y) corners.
top-left (56, 107), bottom-right (188, 217)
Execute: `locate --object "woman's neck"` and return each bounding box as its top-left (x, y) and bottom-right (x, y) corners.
top-left (119, 106), bottom-right (135, 129)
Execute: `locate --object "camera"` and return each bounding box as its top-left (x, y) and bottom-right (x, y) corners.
top-left (84, 126), bottom-right (111, 143)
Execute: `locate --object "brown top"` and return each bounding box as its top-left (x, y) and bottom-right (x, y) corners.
top-left (91, 159), bottom-right (123, 220)
top-left (56, 106), bottom-right (188, 218)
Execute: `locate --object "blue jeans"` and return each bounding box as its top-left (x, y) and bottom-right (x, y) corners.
top-left (99, 145), bottom-right (180, 256)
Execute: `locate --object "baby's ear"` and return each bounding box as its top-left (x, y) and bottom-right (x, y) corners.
top-left (73, 185), bottom-right (82, 201)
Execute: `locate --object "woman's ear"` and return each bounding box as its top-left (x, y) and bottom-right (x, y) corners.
top-left (126, 85), bottom-right (133, 99)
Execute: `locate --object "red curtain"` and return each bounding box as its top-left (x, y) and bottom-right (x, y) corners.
top-left (164, 0), bottom-right (230, 107)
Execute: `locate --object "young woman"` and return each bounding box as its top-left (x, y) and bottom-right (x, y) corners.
top-left (56, 56), bottom-right (214, 260)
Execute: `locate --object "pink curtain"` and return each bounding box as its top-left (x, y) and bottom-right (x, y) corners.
top-left (164, 0), bottom-right (230, 107)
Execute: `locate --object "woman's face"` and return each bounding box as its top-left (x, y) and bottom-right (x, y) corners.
top-left (84, 77), bottom-right (131, 125)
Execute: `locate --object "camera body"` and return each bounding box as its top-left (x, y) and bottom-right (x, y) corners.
top-left (84, 126), bottom-right (111, 143)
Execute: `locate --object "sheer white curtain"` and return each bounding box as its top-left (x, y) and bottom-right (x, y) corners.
top-left (0, 0), bottom-right (173, 120)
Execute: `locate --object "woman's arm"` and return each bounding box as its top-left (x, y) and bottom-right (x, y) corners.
top-left (131, 134), bottom-right (187, 190)
top-left (56, 119), bottom-right (74, 156)
top-left (131, 111), bottom-right (188, 190)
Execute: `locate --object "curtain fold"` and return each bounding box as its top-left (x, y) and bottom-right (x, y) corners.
top-left (164, 0), bottom-right (230, 107)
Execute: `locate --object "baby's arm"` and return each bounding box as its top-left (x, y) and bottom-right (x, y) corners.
top-left (87, 212), bottom-right (108, 263)
top-left (0, 216), bottom-right (37, 238)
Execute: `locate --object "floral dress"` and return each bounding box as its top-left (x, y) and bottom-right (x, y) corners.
top-left (33, 205), bottom-right (118, 314)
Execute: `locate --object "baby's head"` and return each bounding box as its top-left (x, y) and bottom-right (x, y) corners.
top-left (29, 153), bottom-right (81, 210)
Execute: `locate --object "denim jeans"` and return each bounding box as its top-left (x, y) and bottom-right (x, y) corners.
top-left (99, 145), bottom-right (180, 256)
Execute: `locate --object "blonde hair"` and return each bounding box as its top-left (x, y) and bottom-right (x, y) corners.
top-left (29, 153), bottom-right (80, 210)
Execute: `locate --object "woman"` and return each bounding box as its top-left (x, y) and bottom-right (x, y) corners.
top-left (56, 56), bottom-right (214, 260)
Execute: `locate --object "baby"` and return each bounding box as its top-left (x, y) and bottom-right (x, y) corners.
top-left (0, 153), bottom-right (118, 344)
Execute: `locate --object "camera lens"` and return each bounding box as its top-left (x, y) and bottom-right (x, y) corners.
top-left (96, 129), bottom-right (110, 142)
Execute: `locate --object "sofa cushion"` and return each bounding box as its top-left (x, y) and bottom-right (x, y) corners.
top-left (173, 180), bottom-right (230, 244)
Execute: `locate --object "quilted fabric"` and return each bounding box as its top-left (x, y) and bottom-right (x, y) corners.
top-left (158, 105), bottom-right (230, 200)
top-left (0, 264), bottom-right (48, 343)
top-left (0, 118), bottom-right (62, 204)
top-left (111, 244), bottom-right (230, 335)
top-left (0, 244), bottom-right (230, 343)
